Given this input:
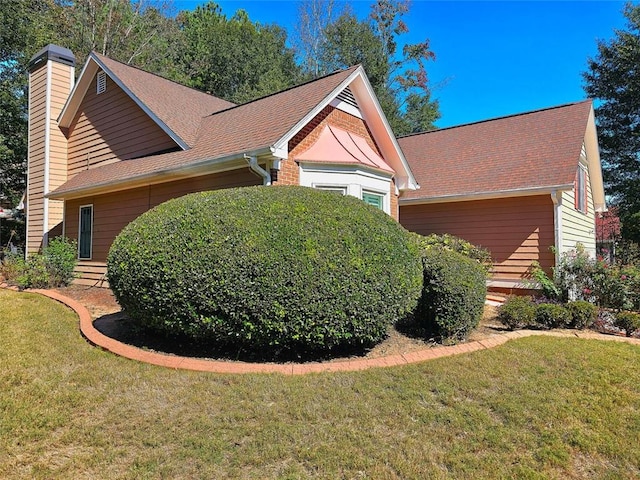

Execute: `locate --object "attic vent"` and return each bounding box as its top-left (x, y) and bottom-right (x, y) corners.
top-left (337, 87), bottom-right (358, 109)
top-left (96, 71), bottom-right (106, 95)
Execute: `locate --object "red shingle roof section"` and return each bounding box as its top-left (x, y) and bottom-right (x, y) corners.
top-left (399, 101), bottom-right (593, 200)
top-left (51, 66), bottom-right (359, 197)
top-left (94, 53), bottom-right (235, 147)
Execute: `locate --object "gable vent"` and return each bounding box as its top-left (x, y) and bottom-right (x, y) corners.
top-left (337, 87), bottom-right (358, 109)
top-left (96, 71), bottom-right (106, 95)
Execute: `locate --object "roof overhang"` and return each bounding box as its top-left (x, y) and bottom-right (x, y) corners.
top-left (399, 183), bottom-right (575, 205)
top-left (56, 52), bottom-right (189, 150)
top-left (47, 148), bottom-right (274, 201)
top-left (584, 105), bottom-right (607, 212)
top-left (271, 66), bottom-right (419, 192)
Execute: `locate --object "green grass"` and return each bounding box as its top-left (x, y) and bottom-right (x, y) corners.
top-left (1, 289), bottom-right (639, 479)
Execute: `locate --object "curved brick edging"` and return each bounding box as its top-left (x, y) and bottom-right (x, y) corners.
top-left (4, 285), bottom-right (640, 375)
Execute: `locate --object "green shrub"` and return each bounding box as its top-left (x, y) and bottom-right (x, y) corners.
top-left (566, 300), bottom-right (598, 329)
top-left (497, 295), bottom-right (536, 330)
top-left (414, 248), bottom-right (487, 342)
top-left (1, 238), bottom-right (77, 289)
top-left (614, 311), bottom-right (640, 337)
top-left (107, 186), bottom-right (422, 358)
top-left (535, 303), bottom-right (571, 329)
top-left (412, 232), bottom-right (492, 272)
top-left (43, 237), bottom-right (77, 287)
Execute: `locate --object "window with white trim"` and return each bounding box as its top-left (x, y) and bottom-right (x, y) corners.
top-left (315, 185), bottom-right (347, 195)
top-left (362, 191), bottom-right (384, 210)
top-left (79, 205), bottom-right (93, 259)
top-left (575, 165), bottom-right (587, 214)
top-left (96, 71), bottom-right (106, 95)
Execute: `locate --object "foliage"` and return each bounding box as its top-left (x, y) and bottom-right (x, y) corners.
top-left (566, 300), bottom-right (598, 329)
top-left (529, 260), bottom-right (561, 299)
top-left (312, 0), bottom-right (440, 135)
top-left (107, 186), bottom-right (422, 358)
top-left (583, 2), bottom-right (640, 238)
top-left (177, 2), bottom-right (302, 103)
top-left (415, 248), bottom-right (487, 342)
top-left (42, 237), bottom-right (78, 287)
top-left (412, 232), bottom-right (492, 272)
top-left (0, 237), bottom-right (77, 289)
top-left (614, 310), bottom-right (640, 337)
top-left (615, 239), bottom-right (640, 267)
top-left (535, 303), bottom-right (571, 329)
top-left (498, 295), bottom-right (536, 330)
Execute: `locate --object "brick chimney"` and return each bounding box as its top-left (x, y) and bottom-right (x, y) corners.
top-left (26, 45), bottom-right (75, 253)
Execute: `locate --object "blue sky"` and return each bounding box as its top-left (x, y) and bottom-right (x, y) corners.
top-left (172, 1), bottom-right (628, 128)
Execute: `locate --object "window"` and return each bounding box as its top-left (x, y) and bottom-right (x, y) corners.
top-left (575, 166), bottom-right (587, 214)
top-left (362, 191), bottom-right (384, 210)
top-left (315, 185), bottom-right (347, 195)
top-left (96, 71), bottom-right (106, 95)
top-left (79, 205), bottom-right (93, 259)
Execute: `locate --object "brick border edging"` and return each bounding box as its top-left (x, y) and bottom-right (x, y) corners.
top-left (4, 284), bottom-right (640, 375)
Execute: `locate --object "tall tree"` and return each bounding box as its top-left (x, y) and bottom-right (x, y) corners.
top-left (294, 0), bottom-right (341, 78)
top-left (319, 0), bottom-right (439, 135)
top-left (583, 2), bottom-right (640, 238)
top-left (177, 1), bottom-right (301, 104)
top-left (56, 0), bottom-right (181, 77)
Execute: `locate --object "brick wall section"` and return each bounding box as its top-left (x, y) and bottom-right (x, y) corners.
top-left (390, 179), bottom-right (398, 220)
top-left (274, 106), bottom-right (384, 186)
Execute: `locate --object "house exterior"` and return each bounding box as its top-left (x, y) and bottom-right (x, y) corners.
top-left (397, 101), bottom-right (606, 292)
top-left (26, 45), bottom-right (417, 285)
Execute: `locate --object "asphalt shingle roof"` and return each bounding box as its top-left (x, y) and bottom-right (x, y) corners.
top-left (398, 100), bottom-right (593, 201)
top-left (51, 65), bottom-right (358, 197)
top-left (95, 53), bottom-right (235, 147)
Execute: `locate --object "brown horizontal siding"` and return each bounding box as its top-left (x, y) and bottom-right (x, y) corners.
top-left (67, 72), bottom-right (178, 177)
top-left (64, 169), bottom-right (261, 281)
top-left (400, 195), bottom-right (555, 280)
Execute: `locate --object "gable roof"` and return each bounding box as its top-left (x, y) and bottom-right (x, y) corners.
top-left (58, 52), bottom-right (235, 148)
top-left (50, 63), bottom-right (417, 200)
top-left (399, 100), bottom-right (606, 211)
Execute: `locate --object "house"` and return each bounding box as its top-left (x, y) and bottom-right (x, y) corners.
top-left (397, 101), bottom-right (606, 293)
top-left (26, 44), bottom-right (417, 285)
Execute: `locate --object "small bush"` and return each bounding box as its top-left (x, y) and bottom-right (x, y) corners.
top-left (535, 303), bottom-right (571, 329)
top-left (415, 248), bottom-right (487, 342)
top-left (566, 300), bottom-right (598, 329)
top-left (498, 295), bottom-right (536, 330)
top-left (107, 186), bottom-right (422, 358)
top-left (43, 237), bottom-right (77, 287)
top-left (412, 232), bottom-right (492, 272)
top-left (0, 237), bottom-right (77, 289)
top-left (614, 311), bottom-right (640, 337)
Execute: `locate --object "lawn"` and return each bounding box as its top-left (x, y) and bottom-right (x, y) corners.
top-left (1, 289), bottom-right (639, 479)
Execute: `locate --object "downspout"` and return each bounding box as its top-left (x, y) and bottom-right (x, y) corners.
top-left (245, 154), bottom-right (271, 186)
top-left (551, 190), bottom-right (563, 268)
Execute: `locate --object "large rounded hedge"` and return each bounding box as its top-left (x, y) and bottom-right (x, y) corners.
top-left (107, 186), bottom-right (422, 356)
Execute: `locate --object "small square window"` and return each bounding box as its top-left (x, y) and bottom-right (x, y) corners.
top-left (362, 191), bottom-right (384, 210)
top-left (315, 185), bottom-right (347, 195)
top-left (96, 71), bottom-right (106, 95)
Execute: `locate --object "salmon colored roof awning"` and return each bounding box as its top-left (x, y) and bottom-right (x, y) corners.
top-left (295, 125), bottom-right (394, 174)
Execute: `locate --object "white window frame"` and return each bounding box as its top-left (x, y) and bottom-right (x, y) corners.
top-left (78, 204), bottom-right (93, 260)
top-left (576, 165), bottom-right (587, 214)
top-left (299, 163), bottom-right (392, 215)
top-left (361, 190), bottom-right (385, 210)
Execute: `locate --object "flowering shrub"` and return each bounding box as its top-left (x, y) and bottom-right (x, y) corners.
top-left (531, 244), bottom-right (640, 311)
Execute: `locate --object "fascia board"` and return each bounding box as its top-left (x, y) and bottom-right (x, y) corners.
top-left (399, 184), bottom-right (575, 205)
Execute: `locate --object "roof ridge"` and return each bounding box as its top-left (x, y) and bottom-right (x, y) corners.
top-left (204, 65), bottom-right (361, 118)
top-left (92, 51), bottom-right (234, 105)
top-left (399, 99), bottom-right (593, 139)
